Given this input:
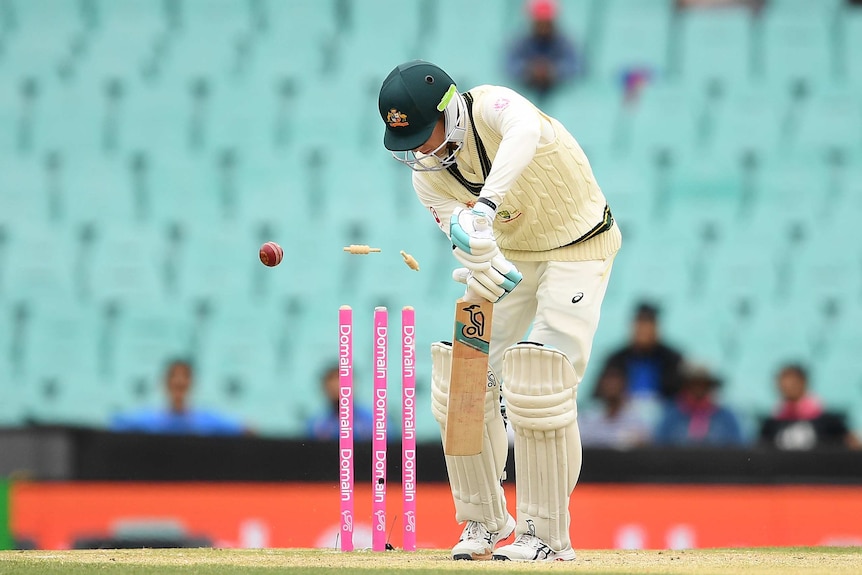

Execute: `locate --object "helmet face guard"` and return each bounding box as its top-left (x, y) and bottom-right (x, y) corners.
top-left (390, 88), bottom-right (468, 172)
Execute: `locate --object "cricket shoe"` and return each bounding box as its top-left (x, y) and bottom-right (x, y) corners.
top-left (451, 514), bottom-right (516, 560)
top-left (492, 532), bottom-right (576, 562)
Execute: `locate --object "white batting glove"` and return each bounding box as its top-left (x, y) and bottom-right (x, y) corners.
top-left (450, 203), bottom-right (498, 271)
top-left (452, 254), bottom-right (523, 304)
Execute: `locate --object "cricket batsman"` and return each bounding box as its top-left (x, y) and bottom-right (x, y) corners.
top-left (378, 60), bottom-right (621, 561)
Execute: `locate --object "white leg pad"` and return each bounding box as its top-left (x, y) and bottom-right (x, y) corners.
top-left (431, 342), bottom-right (509, 532)
top-left (502, 342), bottom-right (582, 552)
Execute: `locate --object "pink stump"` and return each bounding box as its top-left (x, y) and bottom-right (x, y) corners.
top-left (401, 306), bottom-right (417, 550)
top-left (372, 307), bottom-right (388, 551)
top-left (338, 306), bottom-right (354, 552)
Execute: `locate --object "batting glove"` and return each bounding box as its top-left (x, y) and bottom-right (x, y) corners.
top-left (450, 203), bottom-right (498, 270)
top-left (452, 254), bottom-right (522, 303)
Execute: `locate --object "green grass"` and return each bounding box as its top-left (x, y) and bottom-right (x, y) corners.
top-left (0, 547), bottom-right (860, 575)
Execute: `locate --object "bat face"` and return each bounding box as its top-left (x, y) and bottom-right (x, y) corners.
top-left (444, 298), bottom-right (493, 456)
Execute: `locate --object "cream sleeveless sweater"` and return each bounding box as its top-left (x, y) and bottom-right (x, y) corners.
top-left (415, 85), bottom-right (621, 262)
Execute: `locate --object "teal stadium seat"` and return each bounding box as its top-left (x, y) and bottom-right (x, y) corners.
top-left (677, 6), bottom-right (753, 90)
top-left (0, 304), bottom-right (15, 400)
top-left (422, 0), bottom-right (508, 88)
top-left (758, 7), bottom-right (835, 88)
top-left (592, 0), bottom-right (673, 83)
top-left (21, 368), bottom-right (112, 428)
top-left (0, 304), bottom-right (25, 425)
top-left (122, 82), bottom-right (194, 156)
top-left (624, 82), bottom-right (700, 162)
top-left (79, 0), bottom-right (164, 81)
top-left (545, 82), bottom-right (624, 159)
top-left (0, 0), bottom-right (81, 82)
top-left (235, 149), bottom-right (318, 225)
top-left (724, 303), bottom-right (816, 418)
top-left (109, 301), bottom-right (193, 410)
top-left (247, 0), bottom-right (336, 87)
top-left (815, 303), bottom-right (862, 428)
top-left (767, 0), bottom-right (843, 15)
top-left (174, 223), bottom-right (259, 306)
top-left (204, 82), bottom-right (272, 153)
top-left (339, 0), bottom-right (422, 79)
top-left (3, 224), bottom-right (79, 302)
top-left (157, 0), bottom-right (250, 83)
top-left (21, 303), bottom-right (105, 406)
top-left (662, 301), bottom-right (730, 368)
top-left (552, 0), bottom-right (596, 51)
top-left (708, 83), bottom-right (787, 163)
top-left (0, 80), bottom-right (16, 154)
top-left (195, 302), bottom-right (292, 435)
top-left (86, 224), bottom-right (167, 306)
top-left (749, 156), bottom-right (827, 227)
top-left (792, 86), bottom-right (862, 156)
top-left (145, 154), bottom-right (224, 226)
top-left (618, 229), bottom-right (694, 303)
top-left (832, 164), bottom-right (862, 230)
top-left (0, 389), bottom-right (24, 427)
top-left (34, 81), bottom-right (114, 155)
top-left (62, 156), bottom-right (140, 226)
top-left (791, 238), bottom-right (862, 306)
top-left (590, 159), bottom-right (654, 235)
top-left (844, 7), bottom-right (862, 88)
top-left (703, 238), bottom-right (780, 308)
top-left (0, 155), bottom-right (51, 227)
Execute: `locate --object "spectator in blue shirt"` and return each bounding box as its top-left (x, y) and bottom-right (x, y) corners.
top-left (655, 363), bottom-right (744, 447)
top-left (110, 359), bottom-right (247, 436)
top-left (602, 302), bottom-right (684, 402)
top-left (580, 365), bottom-right (652, 449)
top-left (306, 364), bottom-right (375, 441)
top-left (506, 0), bottom-right (583, 99)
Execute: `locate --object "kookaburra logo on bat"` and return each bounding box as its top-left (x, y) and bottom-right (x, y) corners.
top-left (460, 304), bottom-right (485, 338)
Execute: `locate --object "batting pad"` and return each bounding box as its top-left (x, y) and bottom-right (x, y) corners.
top-left (431, 342), bottom-right (510, 532)
top-left (502, 342), bottom-right (582, 552)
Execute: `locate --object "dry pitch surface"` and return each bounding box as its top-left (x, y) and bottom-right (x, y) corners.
top-left (0, 547), bottom-right (860, 575)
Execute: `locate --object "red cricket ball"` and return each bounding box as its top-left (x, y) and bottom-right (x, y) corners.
top-left (259, 241), bottom-right (284, 267)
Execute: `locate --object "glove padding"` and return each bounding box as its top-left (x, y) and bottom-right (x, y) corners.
top-left (452, 254), bottom-right (523, 303)
top-left (450, 206), bottom-right (498, 270)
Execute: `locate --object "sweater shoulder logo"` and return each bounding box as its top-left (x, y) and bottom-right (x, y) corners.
top-left (572, 292), bottom-right (584, 304)
top-left (497, 209), bottom-right (522, 223)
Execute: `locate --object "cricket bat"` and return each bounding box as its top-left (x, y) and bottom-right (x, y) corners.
top-left (444, 297), bottom-right (493, 456)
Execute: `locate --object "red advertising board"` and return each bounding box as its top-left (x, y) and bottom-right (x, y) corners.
top-left (11, 482), bottom-right (862, 550)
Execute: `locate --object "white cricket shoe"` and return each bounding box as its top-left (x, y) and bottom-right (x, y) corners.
top-left (493, 532), bottom-right (576, 562)
top-left (451, 514), bottom-right (516, 560)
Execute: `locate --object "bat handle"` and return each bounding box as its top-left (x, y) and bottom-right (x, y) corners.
top-left (463, 286), bottom-right (486, 304)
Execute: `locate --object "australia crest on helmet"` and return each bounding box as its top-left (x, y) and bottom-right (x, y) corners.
top-left (387, 109), bottom-right (409, 128)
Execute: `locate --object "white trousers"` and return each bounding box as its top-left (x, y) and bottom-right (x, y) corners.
top-left (489, 255), bottom-right (616, 383)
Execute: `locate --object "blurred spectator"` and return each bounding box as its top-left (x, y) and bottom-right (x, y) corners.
top-left (580, 365), bottom-right (652, 448)
top-left (759, 364), bottom-right (860, 450)
top-left (306, 364), bottom-right (374, 441)
top-left (110, 359), bottom-right (248, 435)
top-left (506, 0), bottom-right (583, 98)
top-left (654, 363), bottom-right (745, 446)
top-left (602, 302), bottom-right (684, 402)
